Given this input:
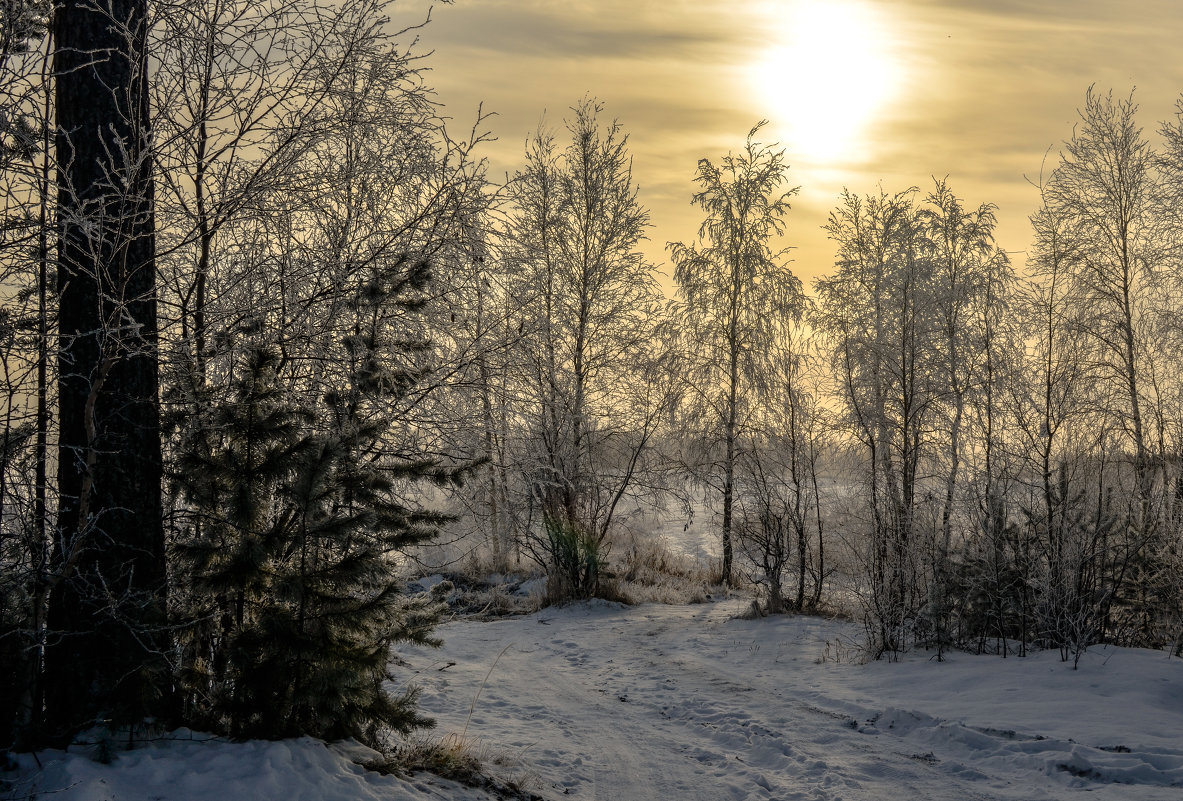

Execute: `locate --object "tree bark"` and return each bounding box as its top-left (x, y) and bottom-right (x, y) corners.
top-left (44, 0), bottom-right (167, 742)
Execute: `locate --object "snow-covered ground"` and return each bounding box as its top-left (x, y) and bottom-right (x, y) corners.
top-left (8, 598), bottom-right (1183, 800)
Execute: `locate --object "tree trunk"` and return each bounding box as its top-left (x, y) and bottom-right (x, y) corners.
top-left (44, 0), bottom-right (168, 742)
top-left (720, 257), bottom-right (742, 586)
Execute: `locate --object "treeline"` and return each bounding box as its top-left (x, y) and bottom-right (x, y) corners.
top-left (811, 88), bottom-right (1183, 661)
top-left (469, 91), bottom-right (1183, 668)
top-left (1, 0), bottom-right (1182, 760)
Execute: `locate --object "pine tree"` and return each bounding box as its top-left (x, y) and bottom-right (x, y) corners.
top-left (44, 0), bottom-right (168, 742)
top-left (173, 255), bottom-right (459, 743)
top-left (171, 344), bottom-right (313, 736)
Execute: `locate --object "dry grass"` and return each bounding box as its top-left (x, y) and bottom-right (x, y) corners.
top-left (408, 572), bottom-right (546, 618)
top-left (609, 535), bottom-right (722, 605)
top-left (391, 732), bottom-right (485, 783)
top-left (407, 522), bottom-right (728, 611)
top-left (815, 634), bottom-right (869, 665)
top-left (379, 732), bottom-right (546, 800)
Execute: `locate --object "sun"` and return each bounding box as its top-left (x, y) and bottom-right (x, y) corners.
top-left (751, 0), bottom-right (904, 166)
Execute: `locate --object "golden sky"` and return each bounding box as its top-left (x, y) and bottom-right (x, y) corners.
top-left (390, 0), bottom-right (1183, 286)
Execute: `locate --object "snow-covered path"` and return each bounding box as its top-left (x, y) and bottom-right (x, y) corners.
top-left (11, 597), bottom-right (1183, 801)
top-left (399, 599), bottom-right (1183, 801)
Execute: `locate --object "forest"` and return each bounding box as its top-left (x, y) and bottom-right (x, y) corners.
top-left (1, 0), bottom-right (1182, 771)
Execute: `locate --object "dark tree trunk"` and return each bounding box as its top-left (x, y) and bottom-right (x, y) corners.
top-left (44, 0), bottom-right (167, 742)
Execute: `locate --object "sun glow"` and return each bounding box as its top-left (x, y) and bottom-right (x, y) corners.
top-left (751, 0), bottom-right (905, 166)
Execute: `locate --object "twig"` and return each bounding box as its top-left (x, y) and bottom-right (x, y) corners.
top-left (461, 644), bottom-right (511, 740)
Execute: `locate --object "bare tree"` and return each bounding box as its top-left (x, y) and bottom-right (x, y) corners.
top-left (503, 99), bottom-right (667, 599)
top-left (0, 0), bottom-right (52, 747)
top-left (920, 181), bottom-right (997, 565)
top-left (668, 122), bottom-right (803, 586)
top-left (150, 0), bottom-right (393, 371)
top-left (814, 187), bottom-right (937, 657)
top-left (917, 179), bottom-right (1004, 656)
top-left (1047, 87), bottom-right (1164, 500)
top-left (1040, 88), bottom-right (1179, 646)
top-left (733, 323), bottom-right (827, 613)
top-left (956, 242), bottom-right (1021, 656)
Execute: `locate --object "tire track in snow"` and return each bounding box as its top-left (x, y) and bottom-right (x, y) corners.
top-left (398, 601), bottom-right (1168, 800)
top-left (594, 609), bottom-right (1009, 801)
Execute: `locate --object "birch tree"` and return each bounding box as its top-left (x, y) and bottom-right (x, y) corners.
top-left (668, 122), bottom-right (802, 586)
top-left (1043, 88), bottom-right (1173, 645)
top-left (814, 187), bottom-right (937, 656)
top-left (1046, 88), bottom-right (1163, 500)
top-left (733, 324), bottom-right (826, 613)
top-left (504, 99), bottom-right (666, 599)
top-left (919, 180), bottom-right (997, 565)
top-left (917, 179), bottom-right (1002, 654)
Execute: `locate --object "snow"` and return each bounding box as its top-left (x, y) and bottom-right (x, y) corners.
top-left (399, 600), bottom-right (1183, 799)
top-left (407, 574), bottom-right (450, 593)
top-left (6, 731), bottom-right (507, 800)
top-left (8, 599), bottom-right (1183, 801)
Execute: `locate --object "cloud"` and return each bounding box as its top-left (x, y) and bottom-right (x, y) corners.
top-left (390, 0), bottom-right (1183, 279)
top-left (906, 0), bottom-right (1175, 32)
top-left (405, 0), bottom-right (755, 63)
